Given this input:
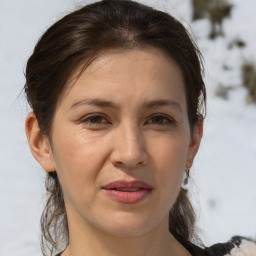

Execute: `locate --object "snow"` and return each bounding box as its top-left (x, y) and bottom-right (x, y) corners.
top-left (0, 0), bottom-right (255, 255)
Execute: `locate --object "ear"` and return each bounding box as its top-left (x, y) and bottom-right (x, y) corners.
top-left (185, 118), bottom-right (203, 168)
top-left (25, 112), bottom-right (56, 172)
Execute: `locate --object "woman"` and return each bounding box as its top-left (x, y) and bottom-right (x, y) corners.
top-left (24, 0), bottom-right (256, 255)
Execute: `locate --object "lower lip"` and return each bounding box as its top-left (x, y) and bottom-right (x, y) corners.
top-left (103, 189), bottom-right (152, 203)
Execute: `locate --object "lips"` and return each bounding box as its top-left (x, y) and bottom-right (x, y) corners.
top-left (102, 180), bottom-right (153, 203)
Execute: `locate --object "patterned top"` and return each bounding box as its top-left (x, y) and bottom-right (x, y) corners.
top-left (178, 236), bottom-right (256, 256)
top-left (55, 236), bottom-right (256, 256)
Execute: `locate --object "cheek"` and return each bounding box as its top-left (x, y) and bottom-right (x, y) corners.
top-left (53, 127), bottom-right (107, 169)
top-left (150, 133), bottom-right (190, 168)
top-left (51, 130), bottom-right (110, 198)
top-left (148, 134), bottom-right (189, 189)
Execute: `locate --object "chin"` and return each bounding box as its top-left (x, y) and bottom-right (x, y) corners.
top-left (97, 211), bottom-right (161, 238)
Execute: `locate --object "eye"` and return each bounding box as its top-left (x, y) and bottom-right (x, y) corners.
top-left (146, 114), bottom-right (175, 126)
top-left (80, 114), bottom-right (110, 127)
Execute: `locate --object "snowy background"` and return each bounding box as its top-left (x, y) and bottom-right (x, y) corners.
top-left (0, 0), bottom-right (255, 255)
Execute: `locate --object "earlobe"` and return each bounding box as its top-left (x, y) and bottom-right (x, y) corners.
top-left (185, 119), bottom-right (204, 168)
top-left (25, 112), bottom-right (56, 172)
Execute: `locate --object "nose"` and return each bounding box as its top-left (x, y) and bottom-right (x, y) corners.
top-left (110, 122), bottom-right (148, 169)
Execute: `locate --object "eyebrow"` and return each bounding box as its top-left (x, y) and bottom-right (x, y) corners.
top-left (144, 99), bottom-right (182, 113)
top-left (70, 98), bottom-right (183, 113)
top-left (71, 98), bottom-right (120, 109)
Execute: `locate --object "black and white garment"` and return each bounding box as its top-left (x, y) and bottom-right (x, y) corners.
top-left (55, 236), bottom-right (256, 256)
top-left (178, 235), bottom-right (256, 256)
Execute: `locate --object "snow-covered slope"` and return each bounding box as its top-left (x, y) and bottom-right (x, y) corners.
top-left (0, 0), bottom-right (255, 255)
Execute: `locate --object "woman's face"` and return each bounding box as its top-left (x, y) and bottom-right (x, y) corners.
top-left (40, 48), bottom-right (202, 237)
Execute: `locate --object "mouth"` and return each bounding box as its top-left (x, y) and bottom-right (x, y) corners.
top-left (112, 188), bottom-right (142, 192)
top-left (101, 180), bottom-right (153, 204)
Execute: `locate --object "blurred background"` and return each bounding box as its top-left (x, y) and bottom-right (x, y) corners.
top-left (0, 0), bottom-right (255, 255)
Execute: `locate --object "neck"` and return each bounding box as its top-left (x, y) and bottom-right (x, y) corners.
top-left (62, 212), bottom-right (190, 256)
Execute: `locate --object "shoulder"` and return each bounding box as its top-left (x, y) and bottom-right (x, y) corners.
top-left (205, 236), bottom-right (256, 256)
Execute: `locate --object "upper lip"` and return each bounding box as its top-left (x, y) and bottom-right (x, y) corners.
top-left (102, 180), bottom-right (153, 190)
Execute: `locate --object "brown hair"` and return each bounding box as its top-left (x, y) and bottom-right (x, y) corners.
top-left (24, 0), bottom-right (206, 255)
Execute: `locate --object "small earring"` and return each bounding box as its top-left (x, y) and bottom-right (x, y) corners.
top-left (184, 168), bottom-right (190, 185)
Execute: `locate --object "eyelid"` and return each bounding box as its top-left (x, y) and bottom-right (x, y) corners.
top-left (145, 113), bottom-right (176, 125)
top-left (80, 113), bottom-right (111, 125)
top-left (78, 112), bottom-right (176, 127)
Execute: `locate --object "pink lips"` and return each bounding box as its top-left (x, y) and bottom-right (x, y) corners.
top-left (102, 180), bottom-right (153, 204)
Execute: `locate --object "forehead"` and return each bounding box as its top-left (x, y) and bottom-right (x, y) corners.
top-left (81, 47), bottom-right (181, 78)
top-left (59, 47), bottom-right (186, 108)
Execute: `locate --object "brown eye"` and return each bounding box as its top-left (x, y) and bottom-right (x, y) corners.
top-left (88, 116), bottom-right (105, 123)
top-left (81, 114), bottom-right (110, 126)
top-left (146, 114), bottom-right (174, 125)
top-left (151, 116), bottom-right (165, 124)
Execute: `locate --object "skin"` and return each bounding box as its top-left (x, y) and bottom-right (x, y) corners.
top-left (26, 48), bottom-right (203, 256)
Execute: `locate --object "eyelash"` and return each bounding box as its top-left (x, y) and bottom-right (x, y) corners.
top-left (145, 114), bottom-right (175, 126)
top-left (80, 114), bottom-right (111, 127)
top-left (80, 113), bottom-right (175, 127)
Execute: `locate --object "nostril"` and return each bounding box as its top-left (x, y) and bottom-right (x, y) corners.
top-left (112, 160), bottom-right (146, 169)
